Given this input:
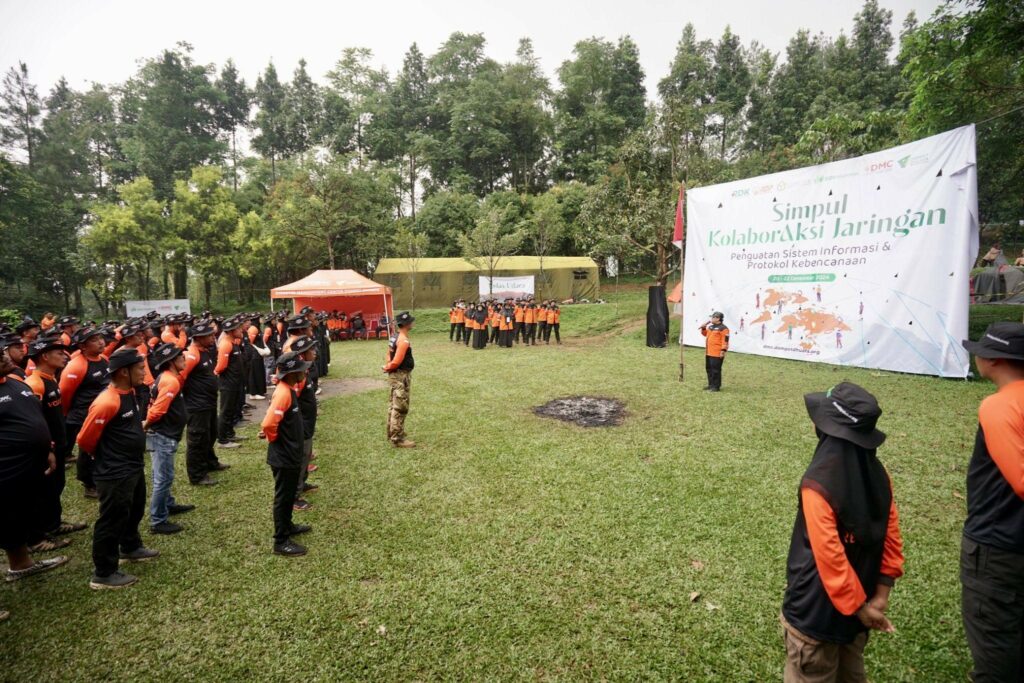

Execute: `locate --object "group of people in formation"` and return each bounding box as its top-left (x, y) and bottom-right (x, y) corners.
top-left (448, 298), bottom-right (562, 350)
top-left (0, 305), bottom-right (331, 602)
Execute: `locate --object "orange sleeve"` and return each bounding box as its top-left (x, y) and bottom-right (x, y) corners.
top-left (979, 396), bottom-right (1024, 498)
top-left (880, 491), bottom-right (905, 582)
top-left (180, 347), bottom-right (200, 383)
top-left (24, 373), bottom-right (44, 400)
top-left (700, 326), bottom-right (709, 337)
top-left (263, 327), bottom-right (273, 342)
top-left (261, 383), bottom-right (292, 442)
top-left (161, 329), bottom-right (176, 345)
top-left (146, 373), bottom-right (180, 424)
top-left (103, 339), bottom-right (119, 358)
top-left (384, 338), bottom-right (409, 372)
top-left (801, 487), bottom-right (867, 616)
top-left (178, 330), bottom-right (187, 349)
top-left (76, 389), bottom-right (121, 455)
top-left (59, 354), bottom-right (87, 414)
top-left (214, 336), bottom-right (232, 375)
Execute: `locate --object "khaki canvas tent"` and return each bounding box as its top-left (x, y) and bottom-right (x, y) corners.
top-left (374, 256), bottom-right (599, 308)
top-left (271, 270), bottom-right (393, 324)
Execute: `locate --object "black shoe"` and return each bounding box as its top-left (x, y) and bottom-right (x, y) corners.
top-left (89, 570), bottom-right (138, 590)
top-left (302, 482), bottom-right (319, 493)
top-left (214, 463), bottom-right (231, 471)
top-left (150, 522), bottom-right (183, 535)
top-left (702, 386), bottom-right (711, 391)
top-left (83, 487), bottom-right (98, 499)
top-left (168, 504), bottom-right (195, 515)
top-left (273, 540), bottom-right (307, 557)
top-left (708, 387), bottom-right (721, 392)
top-left (193, 476), bottom-right (219, 487)
top-left (289, 524), bottom-right (312, 536)
top-left (119, 546), bottom-right (160, 562)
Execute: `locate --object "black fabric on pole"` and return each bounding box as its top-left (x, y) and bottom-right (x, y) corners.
top-left (646, 286), bottom-right (669, 348)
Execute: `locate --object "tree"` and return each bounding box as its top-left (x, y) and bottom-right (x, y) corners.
top-left (282, 59), bottom-right (323, 156)
top-left (0, 62), bottom-right (42, 169)
top-left (501, 39), bottom-right (552, 193)
top-left (523, 192), bottom-right (565, 297)
top-left (459, 205), bottom-right (523, 295)
top-left (712, 27), bottom-right (751, 159)
top-left (392, 223), bottom-right (429, 310)
top-left (326, 47), bottom-right (388, 162)
top-left (214, 60), bottom-right (252, 191)
top-left (252, 61), bottom-right (288, 182)
top-left (414, 190), bottom-right (479, 256)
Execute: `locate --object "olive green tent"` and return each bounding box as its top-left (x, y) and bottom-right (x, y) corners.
top-left (375, 256), bottom-right (600, 308)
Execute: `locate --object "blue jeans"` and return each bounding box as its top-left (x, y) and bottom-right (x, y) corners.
top-left (148, 432), bottom-right (179, 526)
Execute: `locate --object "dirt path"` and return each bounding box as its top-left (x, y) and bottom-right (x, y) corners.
top-left (316, 376), bottom-right (387, 400)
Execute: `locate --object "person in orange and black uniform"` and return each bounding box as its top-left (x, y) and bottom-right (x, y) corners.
top-left (384, 311), bottom-right (416, 448)
top-left (57, 315), bottom-right (79, 348)
top-left (180, 320), bottom-right (225, 486)
top-left (25, 337), bottom-right (88, 543)
top-left (700, 312), bottom-right (729, 392)
top-left (62, 327), bottom-right (110, 499)
top-left (260, 351), bottom-right (313, 557)
top-left (782, 382), bottom-right (904, 683)
top-left (78, 348), bottom-right (160, 590)
top-left (214, 318), bottom-right (245, 448)
top-left (453, 302), bottom-right (466, 343)
top-left (145, 342), bottom-right (195, 535)
top-left (449, 303), bottom-right (458, 341)
top-left (288, 335), bottom-right (319, 509)
top-left (0, 336), bottom-right (69, 589)
top-left (959, 322), bottom-right (1024, 681)
top-left (548, 304), bottom-right (561, 344)
top-left (15, 318), bottom-right (40, 344)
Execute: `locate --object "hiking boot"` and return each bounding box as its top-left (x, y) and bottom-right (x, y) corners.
top-left (393, 440), bottom-right (417, 449)
top-left (28, 537), bottom-right (72, 553)
top-left (83, 487), bottom-right (98, 499)
top-left (214, 462), bottom-right (231, 471)
top-left (293, 499), bottom-right (312, 512)
top-left (302, 482), bottom-right (319, 493)
top-left (273, 540), bottom-right (307, 557)
top-left (119, 547), bottom-right (159, 562)
top-left (52, 520), bottom-right (88, 535)
top-left (168, 504), bottom-right (195, 515)
top-left (89, 571), bottom-right (138, 590)
top-left (289, 524), bottom-right (312, 536)
top-left (193, 476), bottom-right (219, 487)
top-left (217, 441), bottom-right (240, 449)
top-left (5, 556), bottom-right (69, 582)
top-left (150, 522), bottom-right (183, 535)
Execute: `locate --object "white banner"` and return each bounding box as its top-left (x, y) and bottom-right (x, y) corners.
top-left (479, 275), bottom-right (534, 300)
top-left (683, 125), bottom-right (979, 378)
top-left (125, 299), bottom-right (191, 318)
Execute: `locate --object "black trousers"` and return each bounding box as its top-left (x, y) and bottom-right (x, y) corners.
top-left (271, 466), bottom-right (301, 545)
top-left (464, 326), bottom-right (471, 346)
top-left (186, 408), bottom-right (220, 483)
top-left (514, 322), bottom-right (523, 343)
top-left (551, 323), bottom-right (560, 343)
top-left (525, 323), bottom-right (536, 344)
top-left (92, 472), bottom-right (145, 577)
top-left (961, 535), bottom-right (1024, 682)
top-left (705, 355), bottom-right (724, 389)
top-left (455, 323), bottom-right (465, 342)
top-left (38, 444), bottom-right (67, 533)
top-left (489, 326), bottom-right (499, 344)
top-left (218, 387), bottom-right (241, 442)
top-left (449, 323), bottom-right (456, 341)
top-left (538, 322), bottom-right (548, 342)
top-left (69, 422), bottom-right (95, 489)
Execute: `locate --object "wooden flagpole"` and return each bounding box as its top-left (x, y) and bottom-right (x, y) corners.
top-left (676, 182), bottom-right (686, 382)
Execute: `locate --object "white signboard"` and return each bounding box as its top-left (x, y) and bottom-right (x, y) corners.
top-left (479, 275), bottom-right (535, 300)
top-left (683, 125), bottom-right (979, 378)
top-left (125, 299), bottom-right (191, 319)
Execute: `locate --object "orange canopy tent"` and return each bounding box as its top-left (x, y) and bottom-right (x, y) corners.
top-left (270, 270), bottom-right (393, 324)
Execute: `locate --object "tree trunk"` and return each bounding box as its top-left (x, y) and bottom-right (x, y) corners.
top-left (174, 263), bottom-right (188, 300)
top-left (231, 129), bottom-right (239, 192)
top-left (409, 155), bottom-right (417, 219)
top-left (203, 275), bottom-right (212, 310)
top-left (326, 240), bottom-right (336, 269)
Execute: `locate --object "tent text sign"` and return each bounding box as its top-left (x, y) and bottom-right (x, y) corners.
top-left (683, 125), bottom-right (979, 378)
top-left (480, 276), bottom-right (535, 300)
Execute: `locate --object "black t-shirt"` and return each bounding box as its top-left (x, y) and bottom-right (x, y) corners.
top-left (0, 377), bottom-right (51, 483)
top-left (184, 344), bottom-right (218, 412)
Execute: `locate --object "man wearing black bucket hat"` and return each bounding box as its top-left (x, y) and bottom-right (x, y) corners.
top-left (62, 326), bottom-right (110, 499)
top-left (145, 343), bottom-right (194, 535)
top-left (959, 322), bottom-right (1024, 681)
top-left (383, 311), bottom-right (416, 448)
top-left (260, 352), bottom-right (312, 557)
top-left (781, 382), bottom-right (904, 682)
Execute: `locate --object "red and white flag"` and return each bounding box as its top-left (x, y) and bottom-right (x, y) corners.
top-left (672, 182), bottom-right (685, 249)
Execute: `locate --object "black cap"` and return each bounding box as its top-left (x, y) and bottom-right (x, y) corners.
top-left (804, 382), bottom-right (886, 450)
top-left (15, 318), bottom-right (39, 334)
top-left (287, 315), bottom-right (311, 332)
top-left (0, 333), bottom-right (24, 350)
top-left (72, 326), bottom-right (103, 346)
top-left (107, 347), bottom-right (144, 372)
top-left (290, 336), bottom-right (316, 354)
top-left (962, 322), bottom-right (1024, 361)
top-left (27, 338), bottom-right (70, 358)
top-left (57, 315), bottom-right (79, 327)
top-left (221, 318), bottom-right (242, 332)
top-left (151, 342), bottom-right (184, 370)
top-left (120, 323), bottom-right (143, 339)
top-left (274, 351), bottom-right (311, 379)
top-left (189, 320), bottom-right (216, 338)
top-left (395, 311), bottom-right (415, 327)
top-left (146, 310), bottom-right (160, 320)
top-left (299, 306), bottom-right (314, 315)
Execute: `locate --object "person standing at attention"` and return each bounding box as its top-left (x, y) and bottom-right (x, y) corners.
top-left (384, 312), bottom-right (416, 448)
top-left (959, 322), bottom-right (1024, 681)
top-left (699, 312), bottom-right (729, 392)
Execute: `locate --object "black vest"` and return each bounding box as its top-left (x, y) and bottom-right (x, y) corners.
top-left (388, 336), bottom-right (414, 372)
top-left (184, 345), bottom-right (218, 411)
top-left (37, 374), bottom-right (66, 454)
top-left (150, 372), bottom-right (188, 440)
top-left (964, 425), bottom-right (1024, 553)
top-left (93, 390), bottom-right (146, 481)
top-left (266, 385), bottom-right (303, 468)
top-left (67, 356), bottom-right (110, 425)
top-left (298, 377), bottom-right (317, 439)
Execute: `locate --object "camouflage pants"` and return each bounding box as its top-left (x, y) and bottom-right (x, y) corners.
top-left (387, 370), bottom-right (411, 443)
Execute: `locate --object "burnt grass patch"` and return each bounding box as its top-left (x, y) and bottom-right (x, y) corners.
top-left (533, 396), bottom-right (626, 428)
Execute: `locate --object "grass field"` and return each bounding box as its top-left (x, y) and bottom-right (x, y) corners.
top-left (1, 286), bottom-right (1015, 681)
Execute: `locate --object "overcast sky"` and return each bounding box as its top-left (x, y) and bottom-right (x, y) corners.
top-left (1, 0), bottom-right (943, 98)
